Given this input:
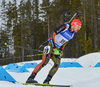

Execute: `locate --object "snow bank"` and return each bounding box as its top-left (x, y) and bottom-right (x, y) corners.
top-left (77, 52), bottom-right (100, 67)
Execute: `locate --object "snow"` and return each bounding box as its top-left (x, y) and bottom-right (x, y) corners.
top-left (0, 52), bottom-right (100, 87)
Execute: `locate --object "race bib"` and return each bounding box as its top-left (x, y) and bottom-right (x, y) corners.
top-left (43, 46), bottom-right (51, 54)
top-left (55, 28), bottom-right (75, 48)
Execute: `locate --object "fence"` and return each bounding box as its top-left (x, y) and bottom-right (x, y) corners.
top-left (0, 44), bottom-right (43, 66)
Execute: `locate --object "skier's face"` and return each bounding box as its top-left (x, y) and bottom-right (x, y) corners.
top-left (71, 25), bottom-right (81, 33)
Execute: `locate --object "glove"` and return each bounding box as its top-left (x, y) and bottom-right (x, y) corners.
top-left (53, 49), bottom-right (63, 57)
top-left (53, 48), bottom-right (59, 55)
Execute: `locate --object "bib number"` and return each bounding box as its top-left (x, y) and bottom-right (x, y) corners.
top-left (43, 46), bottom-right (50, 54)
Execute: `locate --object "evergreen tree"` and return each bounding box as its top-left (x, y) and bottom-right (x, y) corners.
top-left (12, 0), bottom-right (25, 62)
top-left (40, 0), bottom-right (51, 38)
top-left (0, 0), bottom-right (13, 64)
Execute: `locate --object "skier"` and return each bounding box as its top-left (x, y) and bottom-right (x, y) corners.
top-left (26, 19), bottom-right (82, 84)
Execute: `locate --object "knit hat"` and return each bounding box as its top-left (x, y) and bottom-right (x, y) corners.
top-left (71, 19), bottom-right (82, 27)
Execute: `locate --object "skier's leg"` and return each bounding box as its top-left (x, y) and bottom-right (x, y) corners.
top-left (32, 53), bottom-right (51, 75)
top-left (26, 53), bottom-right (51, 83)
top-left (26, 45), bottom-right (52, 83)
top-left (43, 55), bottom-right (61, 84)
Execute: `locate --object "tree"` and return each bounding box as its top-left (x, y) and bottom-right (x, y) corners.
top-left (40, 0), bottom-right (51, 38)
top-left (0, 0), bottom-right (13, 64)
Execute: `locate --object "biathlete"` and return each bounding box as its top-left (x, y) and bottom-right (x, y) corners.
top-left (26, 19), bottom-right (82, 84)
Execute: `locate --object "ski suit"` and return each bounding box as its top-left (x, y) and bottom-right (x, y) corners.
top-left (31, 23), bottom-right (75, 81)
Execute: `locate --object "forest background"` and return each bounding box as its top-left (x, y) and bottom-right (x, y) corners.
top-left (0, 0), bottom-right (100, 65)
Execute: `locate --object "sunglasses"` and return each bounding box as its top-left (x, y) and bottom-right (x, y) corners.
top-left (76, 25), bottom-right (81, 28)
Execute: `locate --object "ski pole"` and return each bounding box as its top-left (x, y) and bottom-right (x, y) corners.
top-left (27, 53), bottom-right (43, 57)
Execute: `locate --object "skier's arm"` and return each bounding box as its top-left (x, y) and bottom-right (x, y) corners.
top-left (59, 42), bottom-right (67, 51)
top-left (54, 23), bottom-right (67, 34)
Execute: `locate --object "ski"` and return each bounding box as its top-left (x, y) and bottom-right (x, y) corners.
top-left (22, 83), bottom-right (72, 87)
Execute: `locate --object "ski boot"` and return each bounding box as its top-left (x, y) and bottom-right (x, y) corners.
top-left (26, 73), bottom-right (38, 83)
top-left (43, 75), bottom-right (52, 84)
top-left (26, 78), bottom-right (38, 83)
